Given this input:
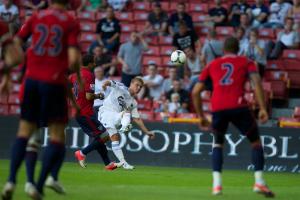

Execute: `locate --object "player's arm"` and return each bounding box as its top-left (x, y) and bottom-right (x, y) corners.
top-left (132, 117), bottom-right (154, 139)
top-left (249, 73), bottom-right (268, 123)
top-left (86, 92), bottom-right (104, 101)
top-left (67, 81), bottom-right (80, 115)
top-left (192, 82), bottom-right (206, 119)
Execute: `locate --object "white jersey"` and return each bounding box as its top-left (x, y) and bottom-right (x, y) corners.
top-left (102, 81), bottom-right (140, 118)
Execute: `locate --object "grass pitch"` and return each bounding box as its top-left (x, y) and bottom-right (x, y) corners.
top-left (0, 160), bottom-right (299, 200)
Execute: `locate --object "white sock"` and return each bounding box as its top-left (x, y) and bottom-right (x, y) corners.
top-left (111, 141), bottom-right (125, 163)
top-left (80, 150), bottom-right (86, 157)
top-left (254, 171), bottom-right (265, 185)
top-left (121, 112), bottom-right (131, 129)
top-left (213, 171), bottom-right (222, 188)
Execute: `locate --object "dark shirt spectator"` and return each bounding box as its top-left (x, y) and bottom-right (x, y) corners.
top-left (90, 6), bottom-right (121, 53)
top-left (168, 2), bottom-right (194, 36)
top-left (0, 0), bottom-right (19, 35)
top-left (251, 0), bottom-right (269, 27)
top-left (229, 0), bottom-right (251, 27)
top-left (93, 44), bottom-right (117, 77)
top-left (208, 0), bottom-right (228, 26)
top-left (173, 21), bottom-right (198, 51)
top-left (166, 79), bottom-right (190, 111)
top-left (143, 2), bottom-right (168, 36)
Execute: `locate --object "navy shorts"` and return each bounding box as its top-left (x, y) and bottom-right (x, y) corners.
top-left (21, 78), bottom-right (68, 127)
top-left (212, 107), bottom-right (260, 144)
top-left (76, 113), bottom-right (106, 138)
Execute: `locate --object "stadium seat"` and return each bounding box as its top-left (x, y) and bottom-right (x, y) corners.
top-left (80, 22), bottom-right (97, 32)
top-left (135, 23), bottom-right (145, 32)
top-left (258, 28), bottom-right (275, 39)
top-left (80, 42), bottom-right (91, 53)
top-left (142, 56), bottom-right (162, 66)
top-left (144, 46), bottom-right (160, 56)
top-left (8, 93), bottom-right (20, 104)
top-left (0, 105), bottom-right (9, 115)
top-left (158, 36), bottom-right (173, 45)
top-left (137, 99), bottom-right (153, 111)
top-left (159, 2), bottom-right (170, 11)
top-left (192, 13), bottom-right (207, 23)
top-left (133, 11), bottom-right (148, 22)
top-left (176, 113), bottom-right (197, 119)
top-left (133, 2), bottom-right (151, 11)
top-left (67, 11), bottom-right (76, 17)
top-left (189, 3), bottom-right (208, 13)
top-left (282, 49), bottom-right (300, 60)
top-left (195, 26), bottom-right (209, 36)
top-left (77, 11), bottom-right (96, 22)
top-left (169, 2), bottom-right (178, 11)
top-left (0, 95), bottom-right (8, 104)
top-left (216, 26), bottom-right (234, 36)
top-left (11, 83), bottom-right (21, 93)
top-left (294, 107), bottom-right (300, 118)
top-left (139, 111), bottom-right (154, 121)
top-left (9, 105), bottom-right (20, 115)
top-left (115, 12), bottom-right (133, 22)
top-left (144, 36), bottom-right (159, 45)
top-left (96, 12), bottom-right (106, 20)
top-left (287, 71), bottom-right (300, 88)
top-left (121, 23), bottom-right (135, 33)
top-left (80, 33), bottom-right (97, 43)
top-left (266, 60), bottom-right (284, 70)
top-left (162, 56), bottom-right (173, 67)
top-left (120, 33), bottom-right (130, 43)
top-left (160, 45), bottom-right (173, 56)
top-left (264, 71), bottom-right (289, 82)
top-left (270, 81), bottom-right (289, 99)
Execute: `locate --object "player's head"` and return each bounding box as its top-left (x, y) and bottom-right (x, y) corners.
top-left (235, 27), bottom-right (245, 40)
top-left (82, 54), bottom-right (95, 69)
top-left (130, 31), bottom-right (139, 44)
top-left (106, 6), bottom-right (115, 19)
top-left (94, 66), bottom-right (104, 80)
top-left (147, 63), bottom-right (158, 76)
top-left (52, 0), bottom-right (69, 5)
top-left (93, 44), bottom-right (104, 57)
top-left (176, 2), bottom-right (186, 14)
top-left (184, 47), bottom-right (195, 59)
top-left (223, 37), bottom-right (240, 54)
top-left (129, 76), bottom-right (144, 95)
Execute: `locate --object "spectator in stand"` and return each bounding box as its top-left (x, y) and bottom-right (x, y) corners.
top-left (264, 0), bottom-right (292, 28)
top-left (201, 29), bottom-right (223, 65)
top-left (143, 2), bottom-right (168, 36)
top-left (76, 0), bottom-right (108, 12)
top-left (235, 27), bottom-right (249, 55)
top-left (93, 66), bottom-right (108, 113)
top-left (90, 6), bottom-right (120, 53)
top-left (168, 2), bottom-right (194, 36)
top-left (117, 31), bottom-right (148, 87)
top-left (166, 79), bottom-right (190, 112)
top-left (207, 0), bottom-right (228, 27)
top-left (240, 13), bottom-right (252, 37)
top-left (23, 0), bottom-right (48, 14)
top-left (266, 17), bottom-right (300, 59)
top-left (162, 66), bottom-right (180, 95)
top-left (172, 21), bottom-right (199, 51)
top-left (0, 0), bottom-right (19, 35)
top-left (107, 0), bottom-right (128, 11)
top-left (242, 28), bottom-right (267, 77)
top-left (288, 0), bottom-right (300, 29)
top-left (93, 44), bottom-right (117, 77)
top-left (251, 0), bottom-right (269, 28)
top-left (228, 0), bottom-right (252, 27)
top-left (142, 64), bottom-right (164, 101)
top-left (184, 47), bottom-right (204, 91)
top-left (161, 92), bottom-right (188, 114)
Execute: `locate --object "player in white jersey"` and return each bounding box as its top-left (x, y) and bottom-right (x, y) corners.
top-left (99, 77), bottom-right (155, 169)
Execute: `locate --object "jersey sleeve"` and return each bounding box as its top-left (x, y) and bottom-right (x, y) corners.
top-left (198, 65), bottom-right (210, 82)
top-left (84, 75), bottom-right (94, 93)
top-left (246, 59), bottom-right (258, 74)
top-left (67, 18), bottom-right (80, 48)
top-left (17, 14), bottom-right (35, 41)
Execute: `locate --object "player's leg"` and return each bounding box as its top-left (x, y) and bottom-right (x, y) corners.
top-left (24, 132), bottom-right (41, 195)
top-left (119, 111), bottom-right (132, 134)
top-left (211, 111), bottom-right (229, 195)
top-left (231, 108), bottom-right (275, 197)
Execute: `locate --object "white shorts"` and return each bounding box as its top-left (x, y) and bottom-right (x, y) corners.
top-left (98, 107), bottom-right (122, 136)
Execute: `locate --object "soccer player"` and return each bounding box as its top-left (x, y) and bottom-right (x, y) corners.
top-left (70, 54), bottom-right (117, 170)
top-left (192, 37), bottom-right (275, 197)
top-left (99, 77), bottom-right (155, 169)
top-left (1, 0), bottom-right (81, 199)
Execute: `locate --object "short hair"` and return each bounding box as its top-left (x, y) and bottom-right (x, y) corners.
top-left (82, 54), bottom-right (94, 66)
top-left (285, 17), bottom-right (294, 23)
top-left (52, 0), bottom-right (69, 5)
top-left (224, 37), bottom-right (240, 54)
top-left (131, 76), bottom-right (144, 86)
top-left (177, 2), bottom-right (185, 7)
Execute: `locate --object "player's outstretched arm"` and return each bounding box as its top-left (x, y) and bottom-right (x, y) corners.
top-left (132, 118), bottom-right (155, 139)
top-left (250, 73), bottom-right (269, 124)
top-left (86, 92), bottom-right (104, 101)
top-left (68, 47), bottom-right (82, 88)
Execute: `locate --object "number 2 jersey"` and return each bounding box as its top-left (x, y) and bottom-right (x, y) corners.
top-left (101, 81), bottom-right (140, 118)
top-left (17, 7), bottom-right (80, 85)
top-left (199, 55), bottom-right (258, 112)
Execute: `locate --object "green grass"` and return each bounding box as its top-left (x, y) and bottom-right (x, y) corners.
top-left (0, 160), bottom-right (299, 200)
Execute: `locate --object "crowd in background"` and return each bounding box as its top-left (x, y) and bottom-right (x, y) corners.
top-left (1, 0), bottom-right (299, 115)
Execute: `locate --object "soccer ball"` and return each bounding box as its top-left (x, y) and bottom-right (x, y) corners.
top-left (170, 50), bottom-right (186, 65)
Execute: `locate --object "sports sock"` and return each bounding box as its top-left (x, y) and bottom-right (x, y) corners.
top-left (212, 147), bottom-right (223, 172)
top-left (25, 151), bottom-right (38, 184)
top-left (50, 145), bottom-right (66, 181)
top-left (96, 140), bottom-right (111, 165)
top-left (8, 137), bottom-right (28, 183)
top-left (212, 171), bottom-right (222, 188)
top-left (36, 141), bottom-right (65, 194)
top-left (81, 139), bottom-right (101, 155)
top-left (254, 171), bottom-right (265, 185)
top-left (252, 144), bottom-right (264, 171)
top-left (111, 141), bottom-right (125, 163)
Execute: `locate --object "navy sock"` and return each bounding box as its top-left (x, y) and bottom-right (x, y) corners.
top-left (212, 147), bottom-right (223, 172)
top-left (36, 141), bottom-right (65, 194)
top-left (8, 137), bottom-right (28, 183)
top-left (96, 141), bottom-right (111, 166)
top-left (25, 151), bottom-right (38, 184)
top-left (50, 145), bottom-right (66, 181)
top-left (81, 139), bottom-right (101, 155)
top-left (252, 144), bottom-right (265, 171)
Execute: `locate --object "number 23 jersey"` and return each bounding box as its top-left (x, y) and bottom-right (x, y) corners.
top-left (17, 8), bottom-right (80, 85)
top-left (102, 81), bottom-right (140, 118)
top-left (199, 55), bottom-right (258, 112)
